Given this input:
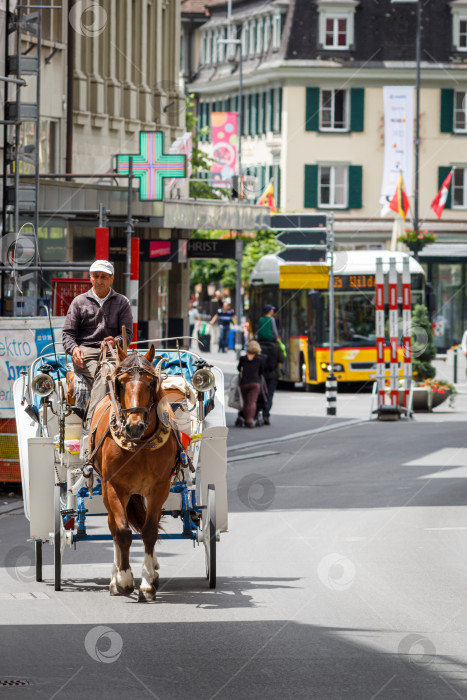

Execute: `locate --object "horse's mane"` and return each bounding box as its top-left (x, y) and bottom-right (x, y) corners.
top-left (118, 352), bottom-right (157, 375)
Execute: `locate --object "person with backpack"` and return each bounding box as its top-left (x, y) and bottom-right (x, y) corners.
top-left (256, 304), bottom-right (279, 341)
top-left (256, 337), bottom-right (286, 425)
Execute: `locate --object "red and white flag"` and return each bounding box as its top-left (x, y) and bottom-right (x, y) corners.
top-left (431, 170), bottom-right (453, 219)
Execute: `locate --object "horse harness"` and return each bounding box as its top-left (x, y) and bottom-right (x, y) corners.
top-left (87, 353), bottom-right (193, 474)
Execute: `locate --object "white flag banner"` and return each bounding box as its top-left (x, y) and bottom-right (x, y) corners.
top-left (380, 86), bottom-right (414, 210)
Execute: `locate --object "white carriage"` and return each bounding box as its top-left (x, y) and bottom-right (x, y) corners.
top-left (13, 346), bottom-right (228, 591)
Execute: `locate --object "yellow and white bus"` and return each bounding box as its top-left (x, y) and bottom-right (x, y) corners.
top-left (249, 250), bottom-right (425, 387)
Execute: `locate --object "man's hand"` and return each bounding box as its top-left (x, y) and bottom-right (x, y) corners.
top-left (72, 346), bottom-right (84, 368)
top-left (101, 336), bottom-right (116, 348)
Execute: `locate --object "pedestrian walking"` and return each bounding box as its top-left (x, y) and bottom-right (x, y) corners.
top-left (257, 338), bottom-right (286, 425)
top-left (188, 302), bottom-right (199, 347)
top-left (237, 340), bottom-right (264, 428)
top-left (257, 304), bottom-right (279, 341)
top-left (210, 301), bottom-right (235, 353)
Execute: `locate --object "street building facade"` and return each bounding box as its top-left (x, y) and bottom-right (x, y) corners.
top-left (186, 0), bottom-right (467, 347)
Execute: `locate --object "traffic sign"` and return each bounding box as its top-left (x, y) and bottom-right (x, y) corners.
top-left (275, 230), bottom-right (327, 247)
top-left (271, 213), bottom-right (327, 230)
top-left (276, 248), bottom-right (327, 263)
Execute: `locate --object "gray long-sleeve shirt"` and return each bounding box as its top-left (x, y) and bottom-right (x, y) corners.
top-left (62, 288), bottom-right (133, 354)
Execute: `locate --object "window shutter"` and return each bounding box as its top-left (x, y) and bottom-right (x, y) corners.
top-left (440, 89), bottom-right (454, 133)
top-left (305, 87), bottom-right (319, 131)
top-left (276, 165), bottom-right (281, 207)
top-left (350, 88), bottom-right (364, 132)
top-left (252, 94), bottom-right (258, 135)
top-left (262, 92), bottom-right (267, 133)
top-left (278, 87), bottom-right (282, 132)
top-left (348, 165), bottom-right (363, 209)
top-left (438, 166), bottom-right (452, 209)
top-left (268, 89), bottom-right (274, 131)
top-left (304, 165), bottom-right (318, 208)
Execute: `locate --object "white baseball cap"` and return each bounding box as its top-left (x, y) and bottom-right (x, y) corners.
top-left (89, 260), bottom-right (114, 275)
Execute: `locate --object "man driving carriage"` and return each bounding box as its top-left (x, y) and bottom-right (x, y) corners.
top-left (62, 260), bottom-right (133, 427)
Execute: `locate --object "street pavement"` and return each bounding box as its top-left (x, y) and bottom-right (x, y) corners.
top-left (2, 350), bottom-right (467, 698)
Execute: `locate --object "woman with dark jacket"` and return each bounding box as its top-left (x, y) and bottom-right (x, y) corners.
top-left (237, 341), bottom-right (264, 428)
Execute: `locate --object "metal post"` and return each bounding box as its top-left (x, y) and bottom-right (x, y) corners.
top-left (414, 0), bottom-right (421, 234)
top-left (326, 212), bottom-right (337, 416)
top-left (238, 46), bottom-right (243, 182)
top-left (125, 157), bottom-right (134, 299)
top-left (454, 346), bottom-right (458, 384)
top-left (235, 238), bottom-right (243, 355)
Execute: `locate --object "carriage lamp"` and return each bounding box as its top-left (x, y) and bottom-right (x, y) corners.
top-left (191, 368), bottom-right (215, 393)
top-left (31, 372), bottom-right (56, 397)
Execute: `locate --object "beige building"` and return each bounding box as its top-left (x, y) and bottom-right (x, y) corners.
top-left (188, 0), bottom-right (467, 249)
top-left (1, 0), bottom-right (267, 335)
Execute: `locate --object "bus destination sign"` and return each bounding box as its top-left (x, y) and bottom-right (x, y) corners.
top-left (334, 274), bottom-right (375, 290)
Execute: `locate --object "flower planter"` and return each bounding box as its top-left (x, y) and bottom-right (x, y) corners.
top-left (403, 387), bottom-right (451, 412)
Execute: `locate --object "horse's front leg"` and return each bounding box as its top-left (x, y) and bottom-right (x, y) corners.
top-left (103, 483), bottom-right (135, 596)
top-left (139, 501), bottom-right (163, 602)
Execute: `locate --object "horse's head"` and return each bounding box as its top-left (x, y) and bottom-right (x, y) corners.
top-left (115, 345), bottom-right (159, 441)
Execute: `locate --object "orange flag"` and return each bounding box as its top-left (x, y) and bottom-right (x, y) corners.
top-left (257, 182), bottom-right (277, 213)
top-left (388, 174), bottom-right (410, 221)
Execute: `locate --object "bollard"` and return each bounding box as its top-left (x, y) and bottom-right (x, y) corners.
top-left (326, 372), bottom-right (337, 415)
top-left (454, 347), bottom-right (458, 384)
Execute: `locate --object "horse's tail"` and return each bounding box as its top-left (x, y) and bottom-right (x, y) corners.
top-left (126, 494), bottom-right (146, 535)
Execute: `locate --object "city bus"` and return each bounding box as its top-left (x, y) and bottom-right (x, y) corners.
top-left (249, 250), bottom-right (425, 387)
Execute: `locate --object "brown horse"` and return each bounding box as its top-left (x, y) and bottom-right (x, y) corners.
top-left (90, 345), bottom-right (179, 601)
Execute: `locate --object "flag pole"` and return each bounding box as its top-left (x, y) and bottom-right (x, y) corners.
top-left (414, 0), bottom-right (421, 233)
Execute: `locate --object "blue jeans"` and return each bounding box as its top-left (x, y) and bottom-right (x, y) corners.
top-left (218, 325), bottom-right (230, 351)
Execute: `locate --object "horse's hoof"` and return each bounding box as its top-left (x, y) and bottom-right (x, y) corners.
top-left (138, 587), bottom-right (157, 602)
top-left (110, 581), bottom-right (135, 596)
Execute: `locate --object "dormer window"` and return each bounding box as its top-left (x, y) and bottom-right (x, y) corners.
top-left (241, 23), bottom-right (248, 57)
top-left (264, 16), bottom-right (271, 53)
top-left (256, 17), bottom-right (263, 55)
top-left (249, 20), bottom-right (256, 55)
top-left (272, 11), bottom-right (281, 50)
top-left (451, 1), bottom-right (467, 51)
top-left (317, 1), bottom-right (359, 51)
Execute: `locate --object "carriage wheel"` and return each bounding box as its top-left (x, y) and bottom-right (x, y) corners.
top-left (35, 540), bottom-right (42, 582)
top-left (204, 484), bottom-right (216, 589)
top-left (54, 483), bottom-right (66, 591)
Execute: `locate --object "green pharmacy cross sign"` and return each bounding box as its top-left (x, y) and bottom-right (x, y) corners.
top-left (117, 131), bottom-right (187, 201)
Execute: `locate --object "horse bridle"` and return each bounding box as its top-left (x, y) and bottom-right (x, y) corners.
top-left (110, 356), bottom-right (163, 433)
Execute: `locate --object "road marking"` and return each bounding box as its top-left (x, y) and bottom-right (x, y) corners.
top-left (403, 447), bottom-right (467, 467)
top-left (228, 418), bottom-right (367, 453)
top-left (227, 450), bottom-right (279, 463)
top-left (425, 527), bottom-right (467, 531)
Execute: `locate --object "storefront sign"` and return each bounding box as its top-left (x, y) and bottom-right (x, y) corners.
top-left (0, 318), bottom-right (63, 417)
top-left (117, 131), bottom-right (187, 201)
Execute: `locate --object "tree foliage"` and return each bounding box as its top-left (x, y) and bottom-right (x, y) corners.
top-left (411, 304), bottom-right (436, 381)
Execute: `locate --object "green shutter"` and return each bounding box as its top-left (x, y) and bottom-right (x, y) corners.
top-left (276, 165), bottom-right (281, 207)
top-left (350, 88), bottom-right (364, 132)
top-left (305, 87), bottom-right (319, 131)
top-left (304, 165), bottom-right (318, 208)
top-left (268, 89), bottom-right (274, 131)
top-left (440, 89), bottom-right (454, 133)
top-left (348, 165), bottom-right (363, 209)
top-left (438, 167), bottom-right (452, 209)
top-left (262, 92), bottom-right (267, 133)
top-left (252, 94), bottom-right (258, 135)
top-left (278, 87), bottom-right (282, 132)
